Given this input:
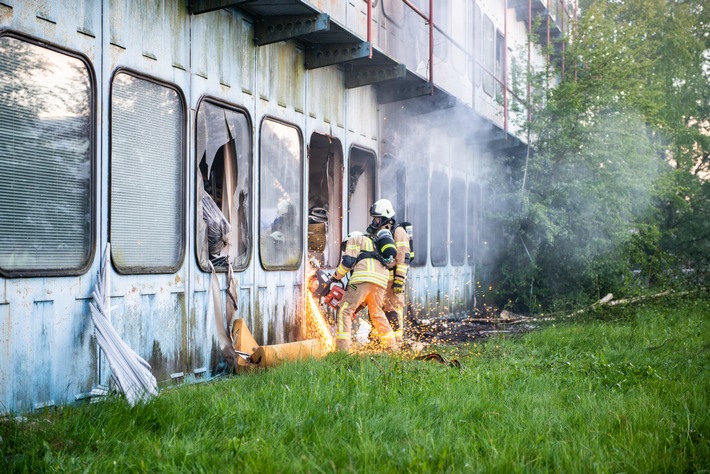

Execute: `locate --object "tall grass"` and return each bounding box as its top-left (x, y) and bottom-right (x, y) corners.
top-left (2, 294), bottom-right (708, 472)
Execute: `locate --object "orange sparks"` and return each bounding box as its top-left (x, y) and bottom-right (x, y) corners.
top-left (304, 269), bottom-right (335, 353)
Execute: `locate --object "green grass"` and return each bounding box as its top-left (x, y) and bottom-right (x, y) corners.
top-left (2, 293), bottom-right (709, 473)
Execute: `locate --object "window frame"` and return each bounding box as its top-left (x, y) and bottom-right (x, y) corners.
top-left (449, 176), bottom-right (467, 266)
top-left (482, 13), bottom-right (495, 97)
top-left (408, 165), bottom-right (429, 267)
top-left (194, 96), bottom-right (253, 273)
top-left (467, 182), bottom-right (481, 266)
top-left (257, 116), bottom-right (304, 272)
top-left (0, 31), bottom-right (97, 278)
top-left (430, 170), bottom-right (450, 267)
top-left (347, 145), bottom-right (378, 235)
top-left (108, 68), bottom-right (187, 275)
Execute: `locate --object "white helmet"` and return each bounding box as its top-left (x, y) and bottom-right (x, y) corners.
top-left (369, 199), bottom-right (395, 220)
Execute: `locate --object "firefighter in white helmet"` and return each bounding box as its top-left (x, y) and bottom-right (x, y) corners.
top-left (331, 230), bottom-right (398, 352)
top-left (368, 198), bottom-right (411, 344)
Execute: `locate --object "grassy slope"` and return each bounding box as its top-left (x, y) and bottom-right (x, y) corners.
top-left (2, 294), bottom-right (708, 473)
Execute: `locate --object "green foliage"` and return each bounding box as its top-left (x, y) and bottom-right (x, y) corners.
top-left (1, 295), bottom-right (708, 472)
top-left (486, 0), bottom-right (710, 311)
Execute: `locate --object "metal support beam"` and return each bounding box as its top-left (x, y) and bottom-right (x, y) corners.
top-left (376, 82), bottom-right (434, 104)
top-left (254, 13), bottom-right (330, 46)
top-left (305, 42), bottom-right (371, 69)
top-left (344, 63), bottom-right (406, 89)
top-left (189, 0), bottom-right (258, 15)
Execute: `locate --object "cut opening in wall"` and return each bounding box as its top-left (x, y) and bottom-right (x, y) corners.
top-left (307, 133), bottom-right (343, 269)
top-left (348, 147), bottom-right (376, 234)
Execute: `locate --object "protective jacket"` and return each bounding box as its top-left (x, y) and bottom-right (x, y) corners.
top-left (334, 234), bottom-right (390, 289)
top-left (391, 224), bottom-right (411, 287)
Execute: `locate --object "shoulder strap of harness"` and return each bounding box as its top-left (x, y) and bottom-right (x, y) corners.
top-left (354, 234), bottom-right (390, 267)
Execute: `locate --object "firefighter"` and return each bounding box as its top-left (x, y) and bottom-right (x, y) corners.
top-left (331, 231), bottom-right (398, 352)
top-left (368, 199), bottom-right (411, 344)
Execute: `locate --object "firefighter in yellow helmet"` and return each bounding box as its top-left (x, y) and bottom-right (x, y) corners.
top-left (331, 230), bottom-right (398, 352)
top-left (367, 198), bottom-right (411, 344)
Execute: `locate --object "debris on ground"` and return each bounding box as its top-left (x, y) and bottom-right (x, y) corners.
top-left (409, 308), bottom-right (536, 345)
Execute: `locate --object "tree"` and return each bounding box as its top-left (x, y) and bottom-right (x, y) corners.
top-left (487, 0), bottom-right (710, 312)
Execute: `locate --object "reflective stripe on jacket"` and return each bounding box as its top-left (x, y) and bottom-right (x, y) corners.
top-left (392, 225), bottom-right (411, 283)
top-left (334, 234), bottom-right (390, 289)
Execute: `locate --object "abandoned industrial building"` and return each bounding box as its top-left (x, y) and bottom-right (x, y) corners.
top-left (0, 0), bottom-right (576, 412)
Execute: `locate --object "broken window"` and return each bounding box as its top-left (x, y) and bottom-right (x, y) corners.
top-left (307, 133), bottom-right (342, 269)
top-left (450, 177), bottom-right (467, 266)
top-left (467, 182), bottom-right (480, 265)
top-left (0, 35), bottom-right (94, 276)
top-left (259, 119), bottom-right (303, 270)
top-left (110, 71), bottom-right (185, 273)
top-left (408, 165), bottom-right (428, 267)
top-left (347, 147), bottom-right (376, 234)
top-left (430, 171), bottom-right (449, 266)
top-left (196, 100), bottom-right (251, 271)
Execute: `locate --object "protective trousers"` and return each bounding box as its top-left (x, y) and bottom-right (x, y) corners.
top-left (335, 282), bottom-right (396, 352)
top-left (383, 288), bottom-right (405, 342)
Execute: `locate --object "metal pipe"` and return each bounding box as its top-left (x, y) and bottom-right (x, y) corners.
top-left (434, 23), bottom-right (471, 60)
top-left (429, 0), bottom-right (433, 90)
top-left (402, 0), bottom-right (427, 21)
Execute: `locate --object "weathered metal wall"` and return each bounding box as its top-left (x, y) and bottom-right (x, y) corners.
top-left (0, 0), bottom-right (546, 412)
top-left (0, 0), bottom-right (104, 414)
top-left (0, 0), bottom-right (384, 413)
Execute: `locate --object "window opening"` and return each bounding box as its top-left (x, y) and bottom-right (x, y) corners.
top-left (0, 35), bottom-right (94, 276)
top-left (307, 133), bottom-right (343, 269)
top-left (496, 29), bottom-right (505, 100)
top-left (110, 71), bottom-right (185, 273)
top-left (380, 154), bottom-right (406, 221)
top-left (434, 0), bottom-right (452, 61)
top-left (473, 3), bottom-right (481, 85)
top-left (450, 177), bottom-right (467, 266)
top-left (196, 100), bottom-right (251, 271)
top-left (347, 147), bottom-right (376, 234)
top-left (408, 165), bottom-right (428, 267)
top-left (482, 14), bottom-right (495, 96)
top-left (467, 182), bottom-right (481, 266)
top-left (430, 171), bottom-right (449, 266)
top-left (259, 119), bottom-right (303, 270)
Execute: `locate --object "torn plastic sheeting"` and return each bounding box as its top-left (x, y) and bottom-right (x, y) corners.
top-left (90, 244), bottom-right (158, 406)
top-left (202, 193), bottom-right (232, 258)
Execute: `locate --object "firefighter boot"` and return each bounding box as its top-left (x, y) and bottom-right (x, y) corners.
top-left (385, 310), bottom-right (403, 344)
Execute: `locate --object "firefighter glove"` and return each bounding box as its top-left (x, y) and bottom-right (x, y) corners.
top-left (393, 278), bottom-right (405, 294)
